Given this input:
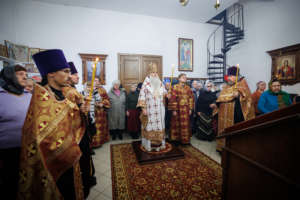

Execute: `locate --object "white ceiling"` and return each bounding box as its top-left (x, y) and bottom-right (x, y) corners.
top-left (33, 0), bottom-right (239, 23)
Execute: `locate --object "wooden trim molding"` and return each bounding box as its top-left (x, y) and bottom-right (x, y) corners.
top-left (79, 53), bottom-right (108, 85)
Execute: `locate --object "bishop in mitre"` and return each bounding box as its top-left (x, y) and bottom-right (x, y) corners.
top-left (137, 63), bottom-right (168, 151)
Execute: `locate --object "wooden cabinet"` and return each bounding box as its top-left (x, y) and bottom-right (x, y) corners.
top-left (218, 103), bottom-right (300, 200)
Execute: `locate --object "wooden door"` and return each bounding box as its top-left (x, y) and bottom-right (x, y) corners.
top-left (119, 54), bottom-right (162, 93)
top-left (119, 55), bottom-right (141, 93)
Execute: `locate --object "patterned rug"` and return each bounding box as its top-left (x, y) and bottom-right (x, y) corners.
top-left (111, 143), bottom-right (222, 200)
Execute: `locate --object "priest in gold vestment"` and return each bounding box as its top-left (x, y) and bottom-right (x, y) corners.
top-left (168, 73), bottom-right (194, 144)
top-left (216, 66), bottom-right (255, 151)
top-left (18, 50), bottom-right (88, 200)
top-left (65, 61), bottom-right (97, 198)
top-left (92, 82), bottom-right (111, 147)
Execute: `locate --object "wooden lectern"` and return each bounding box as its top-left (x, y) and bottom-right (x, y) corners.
top-left (218, 103), bottom-right (300, 200)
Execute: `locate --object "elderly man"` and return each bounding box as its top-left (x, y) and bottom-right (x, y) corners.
top-left (258, 79), bottom-right (291, 114)
top-left (137, 63), bottom-right (167, 151)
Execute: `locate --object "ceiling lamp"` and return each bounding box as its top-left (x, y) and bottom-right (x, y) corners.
top-left (179, 0), bottom-right (189, 6)
top-left (214, 0), bottom-right (220, 9)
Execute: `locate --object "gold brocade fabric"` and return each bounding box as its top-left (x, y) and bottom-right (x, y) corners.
top-left (168, 84), bottom-right (194, 144)
top-left (216, 79), bottom-right (255, 151)
top-left (92, 87), bottom-right (111, 147)
top-left (62, 86), bottom-right (85, 144)
top-left (18, 84), bottom-right (83, 200)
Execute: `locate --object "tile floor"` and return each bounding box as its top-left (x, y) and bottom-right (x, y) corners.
top-left (87, 134), bottom-right (221, 200)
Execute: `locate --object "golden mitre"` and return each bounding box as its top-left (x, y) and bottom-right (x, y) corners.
top-left (148, 62), bottom-right (158, 73)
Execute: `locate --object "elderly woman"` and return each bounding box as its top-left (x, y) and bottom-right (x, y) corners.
top-left (0, 64), bottom-right (32, 199)
top-left (25, 78), bottom-right (35, 93)
top-left (251, 81), bottom-right (266, 116)
top-left (195, 81), bottom-right (217, 141)
top-left (258, 79), bottom-right (291, 114)
top-left (108, 80), bottom-right (126, 140)
top-left (126, 84), bottom-right (140, 139)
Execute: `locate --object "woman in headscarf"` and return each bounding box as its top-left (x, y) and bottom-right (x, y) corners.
top-left (195, 81), bottom-right (217, 141)
top-left (258, 78), bottom-right (292, 114)
top-left (0, 64), bottom-right (32, 199)
top-left (126, 84), bottom-right (140, 139)
top-left (251, 81), bottom-right (266, 116)
top-left (108, 80), bottom-right (126, 140)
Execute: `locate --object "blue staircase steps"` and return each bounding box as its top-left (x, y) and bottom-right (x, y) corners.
top-left (209, 77), bottom-right (224, 80)
top-left (221, 48), bottom-right (231, 53)
top-left (213, 54), bottom-right (224, 59)
top-left (226, 42), bottom-right (239, 48)
top-left (226, 38), bottom-right (242, 43)
top-left (206, 3), bottom-right (244, 84)
top-left (226, 34), bottom-right (244, 39)
top-left (208, 67), bottom-right (223, 70)
top-left (208, 72), bottom-right (223, 75)
top-left (209, 60), bottom-right (224, 64)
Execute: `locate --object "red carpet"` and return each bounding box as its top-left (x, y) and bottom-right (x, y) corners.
top-left (111, 143), bottom-right (222, 200)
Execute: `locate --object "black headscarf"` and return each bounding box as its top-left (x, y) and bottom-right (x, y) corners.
top-left (0, 65), bottom-right (26, 95)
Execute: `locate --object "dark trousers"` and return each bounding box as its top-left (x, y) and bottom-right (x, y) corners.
top-left (56, 167), bottom-right (76, 200)
top-left (79, 130), bottom-right (96, 198)
top-left (0, 147), bottom-right (20, 200)
top-left (110, 129), bottom-right (123, 139)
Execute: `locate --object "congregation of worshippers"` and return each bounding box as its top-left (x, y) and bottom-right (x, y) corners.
top-left (1, 49), bottom-right (299, 199)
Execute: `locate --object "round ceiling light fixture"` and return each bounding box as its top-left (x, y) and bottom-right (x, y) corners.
top-left (179, 0), bottom-right (189, 7)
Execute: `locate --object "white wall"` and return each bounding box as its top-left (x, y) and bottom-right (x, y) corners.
top-left (227, 0), bottom-right (300, 94)
top-left (0, 0), bottom-right (215, 91)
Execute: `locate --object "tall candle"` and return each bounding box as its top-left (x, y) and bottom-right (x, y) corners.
top-left (170, 64), bottom-right (175, 90)
top-left (89, 57), bottom-right (99, 98)
top-left (235, 64), bottom-right (239, 89)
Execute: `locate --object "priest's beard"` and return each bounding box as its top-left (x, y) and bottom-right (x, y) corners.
top-left (227, 80), bottom-right (235, 86)
top-left (150, 76), bottom-right (161, 98)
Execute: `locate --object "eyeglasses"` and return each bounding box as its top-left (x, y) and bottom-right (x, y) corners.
top-left (206, 86), bottom-right (212, 88)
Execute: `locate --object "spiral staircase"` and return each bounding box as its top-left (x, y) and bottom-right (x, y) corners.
top-left (207, 3), bottom-right (244, 84)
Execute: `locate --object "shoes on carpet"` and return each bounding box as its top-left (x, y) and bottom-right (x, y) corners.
top-left (118, 134), bottom-right (123, 140)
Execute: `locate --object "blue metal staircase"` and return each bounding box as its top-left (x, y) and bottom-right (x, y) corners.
top-left (207, 3), bottom-right (244, 84)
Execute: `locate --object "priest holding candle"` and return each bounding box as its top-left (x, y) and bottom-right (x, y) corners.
top-left (215, 65), bottom-right (255, 152)
top-left (18, 49), bottom-right (90, 200)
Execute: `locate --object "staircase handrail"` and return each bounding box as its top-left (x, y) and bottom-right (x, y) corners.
top-left (227, 3), bottom-right (244, 29)
top-left (207, 24), bottom-right (223, 57)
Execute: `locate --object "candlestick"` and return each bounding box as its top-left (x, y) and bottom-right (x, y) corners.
top-left (89, 57), bottom-right (99, 99)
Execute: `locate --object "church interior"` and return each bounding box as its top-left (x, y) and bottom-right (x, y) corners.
top-left (0, 0), bottom-right (299, 199)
